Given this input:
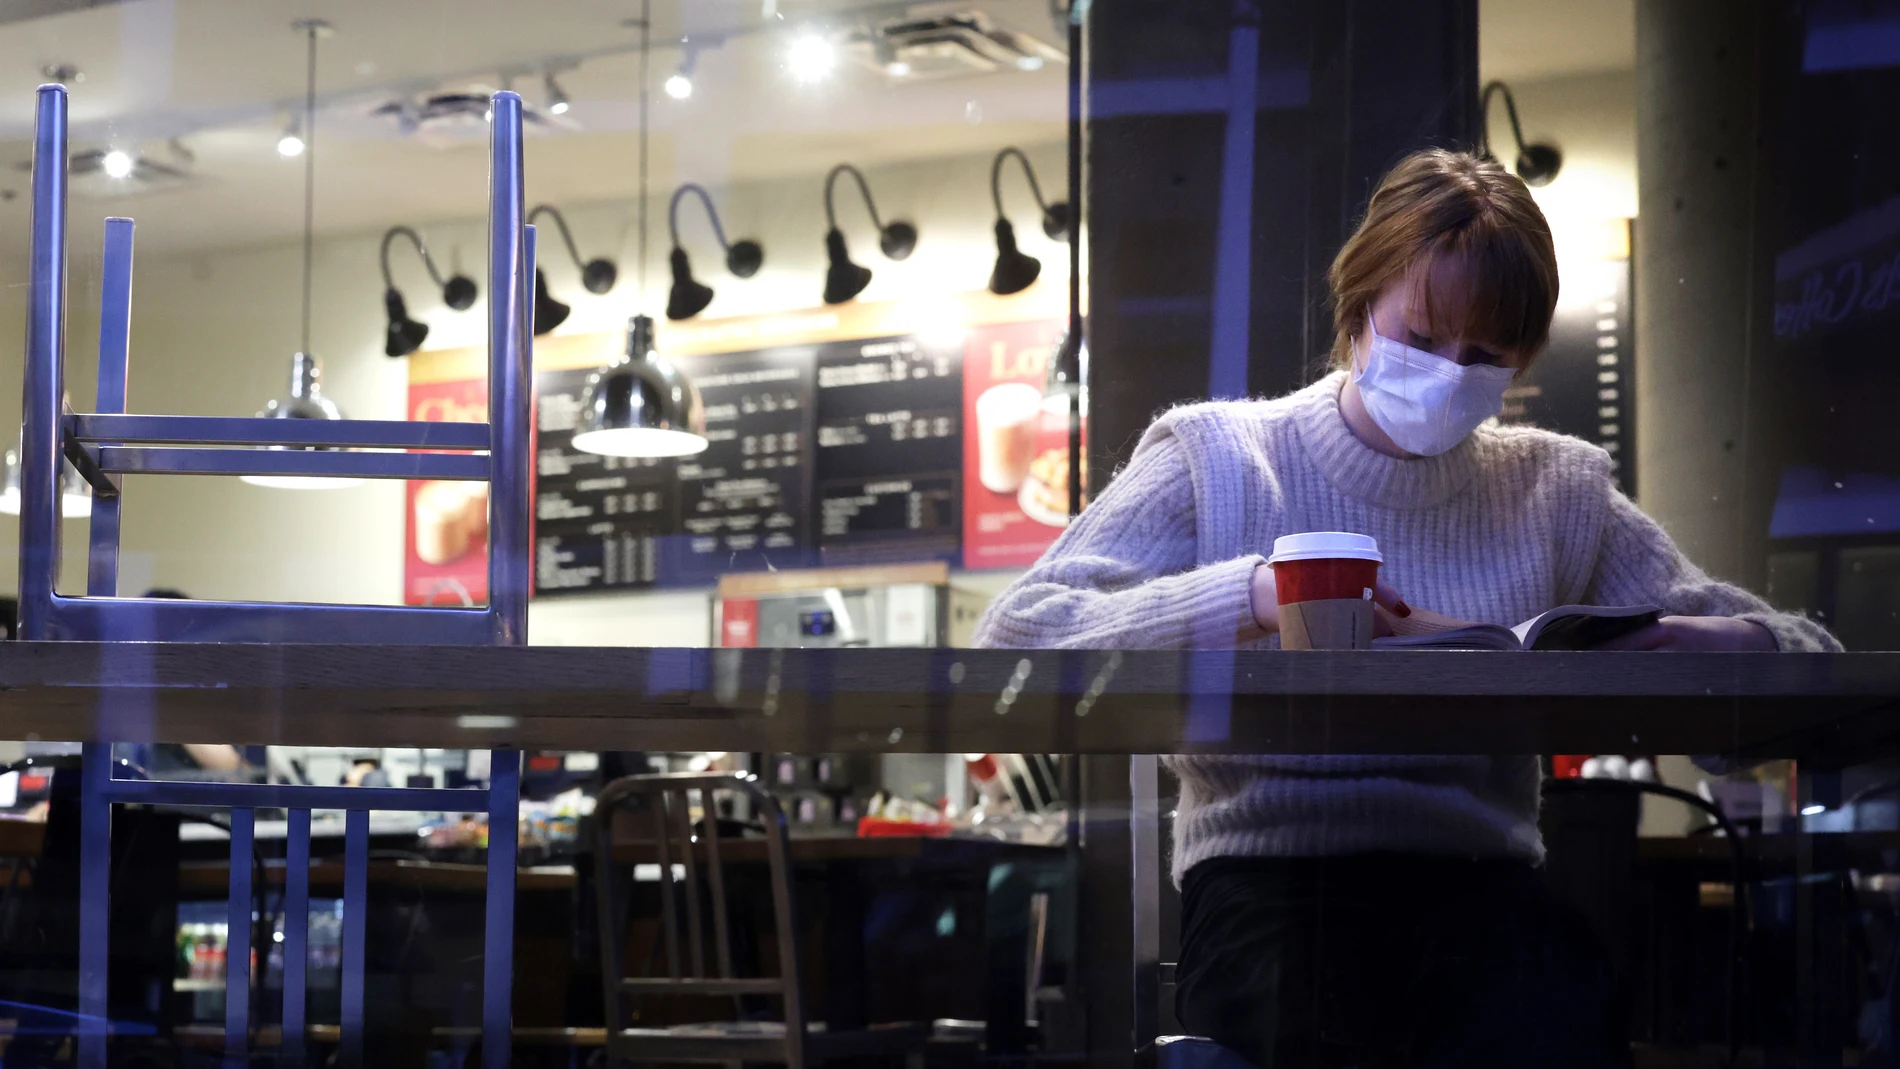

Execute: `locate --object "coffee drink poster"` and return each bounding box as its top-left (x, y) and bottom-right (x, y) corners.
top-left (404, 375), bottom-right (492, 606)
top-left (961, 318), bottom-right (1075, 569)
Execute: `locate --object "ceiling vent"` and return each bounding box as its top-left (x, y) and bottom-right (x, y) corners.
top-left (846, 10), bottom-right (1067, 81)
top-left (14, 147), bottom-right (195, 198)
top-left (369, 84), bottom-right (571, 146)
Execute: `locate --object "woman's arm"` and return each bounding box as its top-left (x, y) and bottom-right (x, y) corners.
top-left (1584, 485), bottom-right (1841, 652)
top-left (973, 431), bottom-right (1269, 650)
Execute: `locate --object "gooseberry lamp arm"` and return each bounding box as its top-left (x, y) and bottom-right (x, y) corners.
top-left (670, 183), bottom-right (735, 253)
top-left (1479, 81), bottom-right (1529, 161)
top-left (991, 147), bottom-right (1049, 222)
top-left (527, 204), bottom-right (589, 277)
top-left (824, 162), bottom-right (887, 234)
top-left (380, 225), bottom-right (453, 294)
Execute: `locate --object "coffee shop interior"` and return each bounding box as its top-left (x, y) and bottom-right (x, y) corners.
top-left (2, 0), bottom-right (1900, 1065)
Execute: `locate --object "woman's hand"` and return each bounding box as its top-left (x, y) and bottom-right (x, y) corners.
top-left (1250, 563), bottom-right (1408, 634)
top-left (1596, 615), bottom-right (1778, 651)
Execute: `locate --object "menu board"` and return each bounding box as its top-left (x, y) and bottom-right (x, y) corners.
top-left (533, 367), bottom-right (674, 593)
top-left (402, 295), bottom-right (1069, 601)
top-left (669, 346), bottom-right (818, 584)
top-left (1501, 240), bottom-right (1637, 498)
top-left (813, 335), bottom-right (964, 564)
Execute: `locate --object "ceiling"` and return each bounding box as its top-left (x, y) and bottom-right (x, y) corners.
top-left (0, 0), bottom-right (1071, 256)
top-left (0, 0), bottom-right (1632, 259)
top-left (1479, 0), bottom-right (1635, 82)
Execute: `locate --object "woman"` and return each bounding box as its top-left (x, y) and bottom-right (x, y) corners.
top-left (974, 149), bottom-right (1838, 1067)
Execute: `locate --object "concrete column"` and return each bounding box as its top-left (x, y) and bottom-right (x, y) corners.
top-left (1633, 0), bottom-right (1785, 590)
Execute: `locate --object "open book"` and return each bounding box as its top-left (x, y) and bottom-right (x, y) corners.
top-left (1372, 604), bottom-right (1662, 651)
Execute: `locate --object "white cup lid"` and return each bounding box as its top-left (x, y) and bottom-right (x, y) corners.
top-left (1267, 531), bottom-right (1383, 564)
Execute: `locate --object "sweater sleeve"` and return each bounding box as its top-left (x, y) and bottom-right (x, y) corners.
top-left (1583, 483), bottom-right (1842, 652)
top-left (972, 429), bottom-right (1267, 650)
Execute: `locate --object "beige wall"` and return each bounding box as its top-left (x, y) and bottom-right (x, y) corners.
top-left (0, 143), bottom-right (1063, 642)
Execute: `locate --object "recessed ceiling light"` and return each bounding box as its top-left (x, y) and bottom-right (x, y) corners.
top-left (664, 72), bottom-right (693, 99)
top-left (1017, 55), bottom-right (1045, 71)
top-left (887, 60), bottom-right (911, 77)
top-left (101, 150), bottom-right (133, 179)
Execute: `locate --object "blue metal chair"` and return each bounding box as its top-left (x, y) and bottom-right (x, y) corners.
top-left (18, 82), bottom-right (535, 1068)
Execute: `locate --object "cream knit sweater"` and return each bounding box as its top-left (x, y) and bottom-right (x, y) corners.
top-left (973, 373), bottom-right (1840, 884)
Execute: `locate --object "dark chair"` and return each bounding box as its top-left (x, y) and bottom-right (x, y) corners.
top-left (591, 772), bottom-right (929, 1068)
top-left (1152, 1036), bottom-right (1259, 1069)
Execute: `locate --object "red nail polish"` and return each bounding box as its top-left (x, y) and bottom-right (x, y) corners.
top-left (1396, 601), bottom-right (1412, 617)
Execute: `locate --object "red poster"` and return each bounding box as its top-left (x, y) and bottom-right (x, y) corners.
top-left (961, 319), bottom-right (1080, 570)
top-left (718, 598), bottom-right (759, 647)
top-left (404, 378), bottom-right (491, 606)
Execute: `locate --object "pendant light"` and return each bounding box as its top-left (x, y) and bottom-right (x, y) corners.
top-left (666, 183), bottom-right (763, 321)
top-left (988, 146), bottom-right (1071, 296)
top-left (244, 17), bottom-right (359, 490)
top-left (820, 163), bottom-right (917, 305)
top-left (572, 0), bottom-right (708, 459)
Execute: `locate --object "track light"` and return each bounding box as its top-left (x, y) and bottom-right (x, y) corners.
top-left (1480, 81), bottom-right (1563, 188)
top-left (526, 204), bottom-right (617, 335)
top-left (101, 149), bottom-right (133, 179)
top-left (666, 183), bottom-right (764, 321)
top-left (277, 116), bottom-right (305, 158)
top-left (988, 146), bottom-right (1071, 295)
top-left (379, 226), bottom-right (478, 357)
top-left (544, 68), bottom-right (570, 115)
top-left (788, 33), bottom-right (836, 84)
top-left (820, 163), bottom-right (915, 305)
top-left (665, 47), bottom-right (696, 100)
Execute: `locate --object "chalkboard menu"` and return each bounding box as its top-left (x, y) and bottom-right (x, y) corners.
top-left (1500, 251), bottom-right (1637, 498)
top-left (409, 305), bottom-right (1068, 601)
top-left (533, 367), bottom-right (675, 592)
top-left (812, 334), bottom-right (964, 564)
top-left (669, 346), bottom-right (819, 584)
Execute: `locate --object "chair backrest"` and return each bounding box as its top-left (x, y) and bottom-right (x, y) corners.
top-left (591, 773), bottom-right (808, 1041)
top-left (17, 82), bottom-right (533, 646)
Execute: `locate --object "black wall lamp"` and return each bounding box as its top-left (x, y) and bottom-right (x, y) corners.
top-left (1480, 81), bottom-right (1562, 188)
top-left (667, 183), bottom-right (764, 320)
top-left (988, 146), bottom-right (1071, 296)
top-left (527, 203), bottom-right (619, 335)
top-left (380, 226), bottom-right (477, 358)
top-left (821, 163), bottom-right (916, 305)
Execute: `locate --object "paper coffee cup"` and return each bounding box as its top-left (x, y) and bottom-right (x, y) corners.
top-left (1267, 532), bottom-right (1382, 650)
top-left (976, 382), bottom-right (1042, 494)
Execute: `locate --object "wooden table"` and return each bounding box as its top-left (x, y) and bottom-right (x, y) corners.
top-left (1, 644), bottom-right (1897, 761)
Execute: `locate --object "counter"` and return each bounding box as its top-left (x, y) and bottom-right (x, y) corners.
top-left (1, 645), bottom-right (1896, 761)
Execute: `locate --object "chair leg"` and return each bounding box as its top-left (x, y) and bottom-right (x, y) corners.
top-left (77, 743), bottom-right (111, 1069)
top-left (484, 749), bottom-right (521, 1069)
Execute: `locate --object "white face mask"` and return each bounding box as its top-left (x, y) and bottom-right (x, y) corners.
top-left (1352, 317), bottom-right (1515, 456)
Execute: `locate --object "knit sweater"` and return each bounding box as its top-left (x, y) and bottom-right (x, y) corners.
top-left (973, 373), bottom-right (1840, 885)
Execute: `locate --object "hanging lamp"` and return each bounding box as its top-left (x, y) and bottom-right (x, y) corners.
top-left (572, 0), bottom-right (708, 459)
top-left (244, 17), bottom-right (360, 490)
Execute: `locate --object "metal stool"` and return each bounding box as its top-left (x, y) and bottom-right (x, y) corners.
top-left (18, 82), bottom-right (535, 1069)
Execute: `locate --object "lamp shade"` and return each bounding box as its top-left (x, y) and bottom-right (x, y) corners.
top-left (533, 269), bottom-right (571, 335)
top-left (823, 228), bottom-right (873, 305)
top-left (1515, 143), bottom-right (1563, 187)
top-left (242, 352), bottom-right (362, 490)
top-left (442, 274), bottom-right (479, 310)
top-left (570, 315), bottom-right (709, 458)
top-left (988, 218), bottom-right (1042, 296)
top-left (384, 288), bottom-right (430, 357)
top-left (667, 247), bottom-right (715, 321)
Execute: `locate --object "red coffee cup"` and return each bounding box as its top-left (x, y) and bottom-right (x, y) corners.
top-left (1267, 532), bottom-right (1383, 649)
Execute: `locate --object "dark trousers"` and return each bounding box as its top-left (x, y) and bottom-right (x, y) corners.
top-left (1174, 855), bottom-right (1630, 1069)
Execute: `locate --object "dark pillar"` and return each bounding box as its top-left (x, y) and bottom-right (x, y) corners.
top-left (1086, 0), bottom-right (1480, 489)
